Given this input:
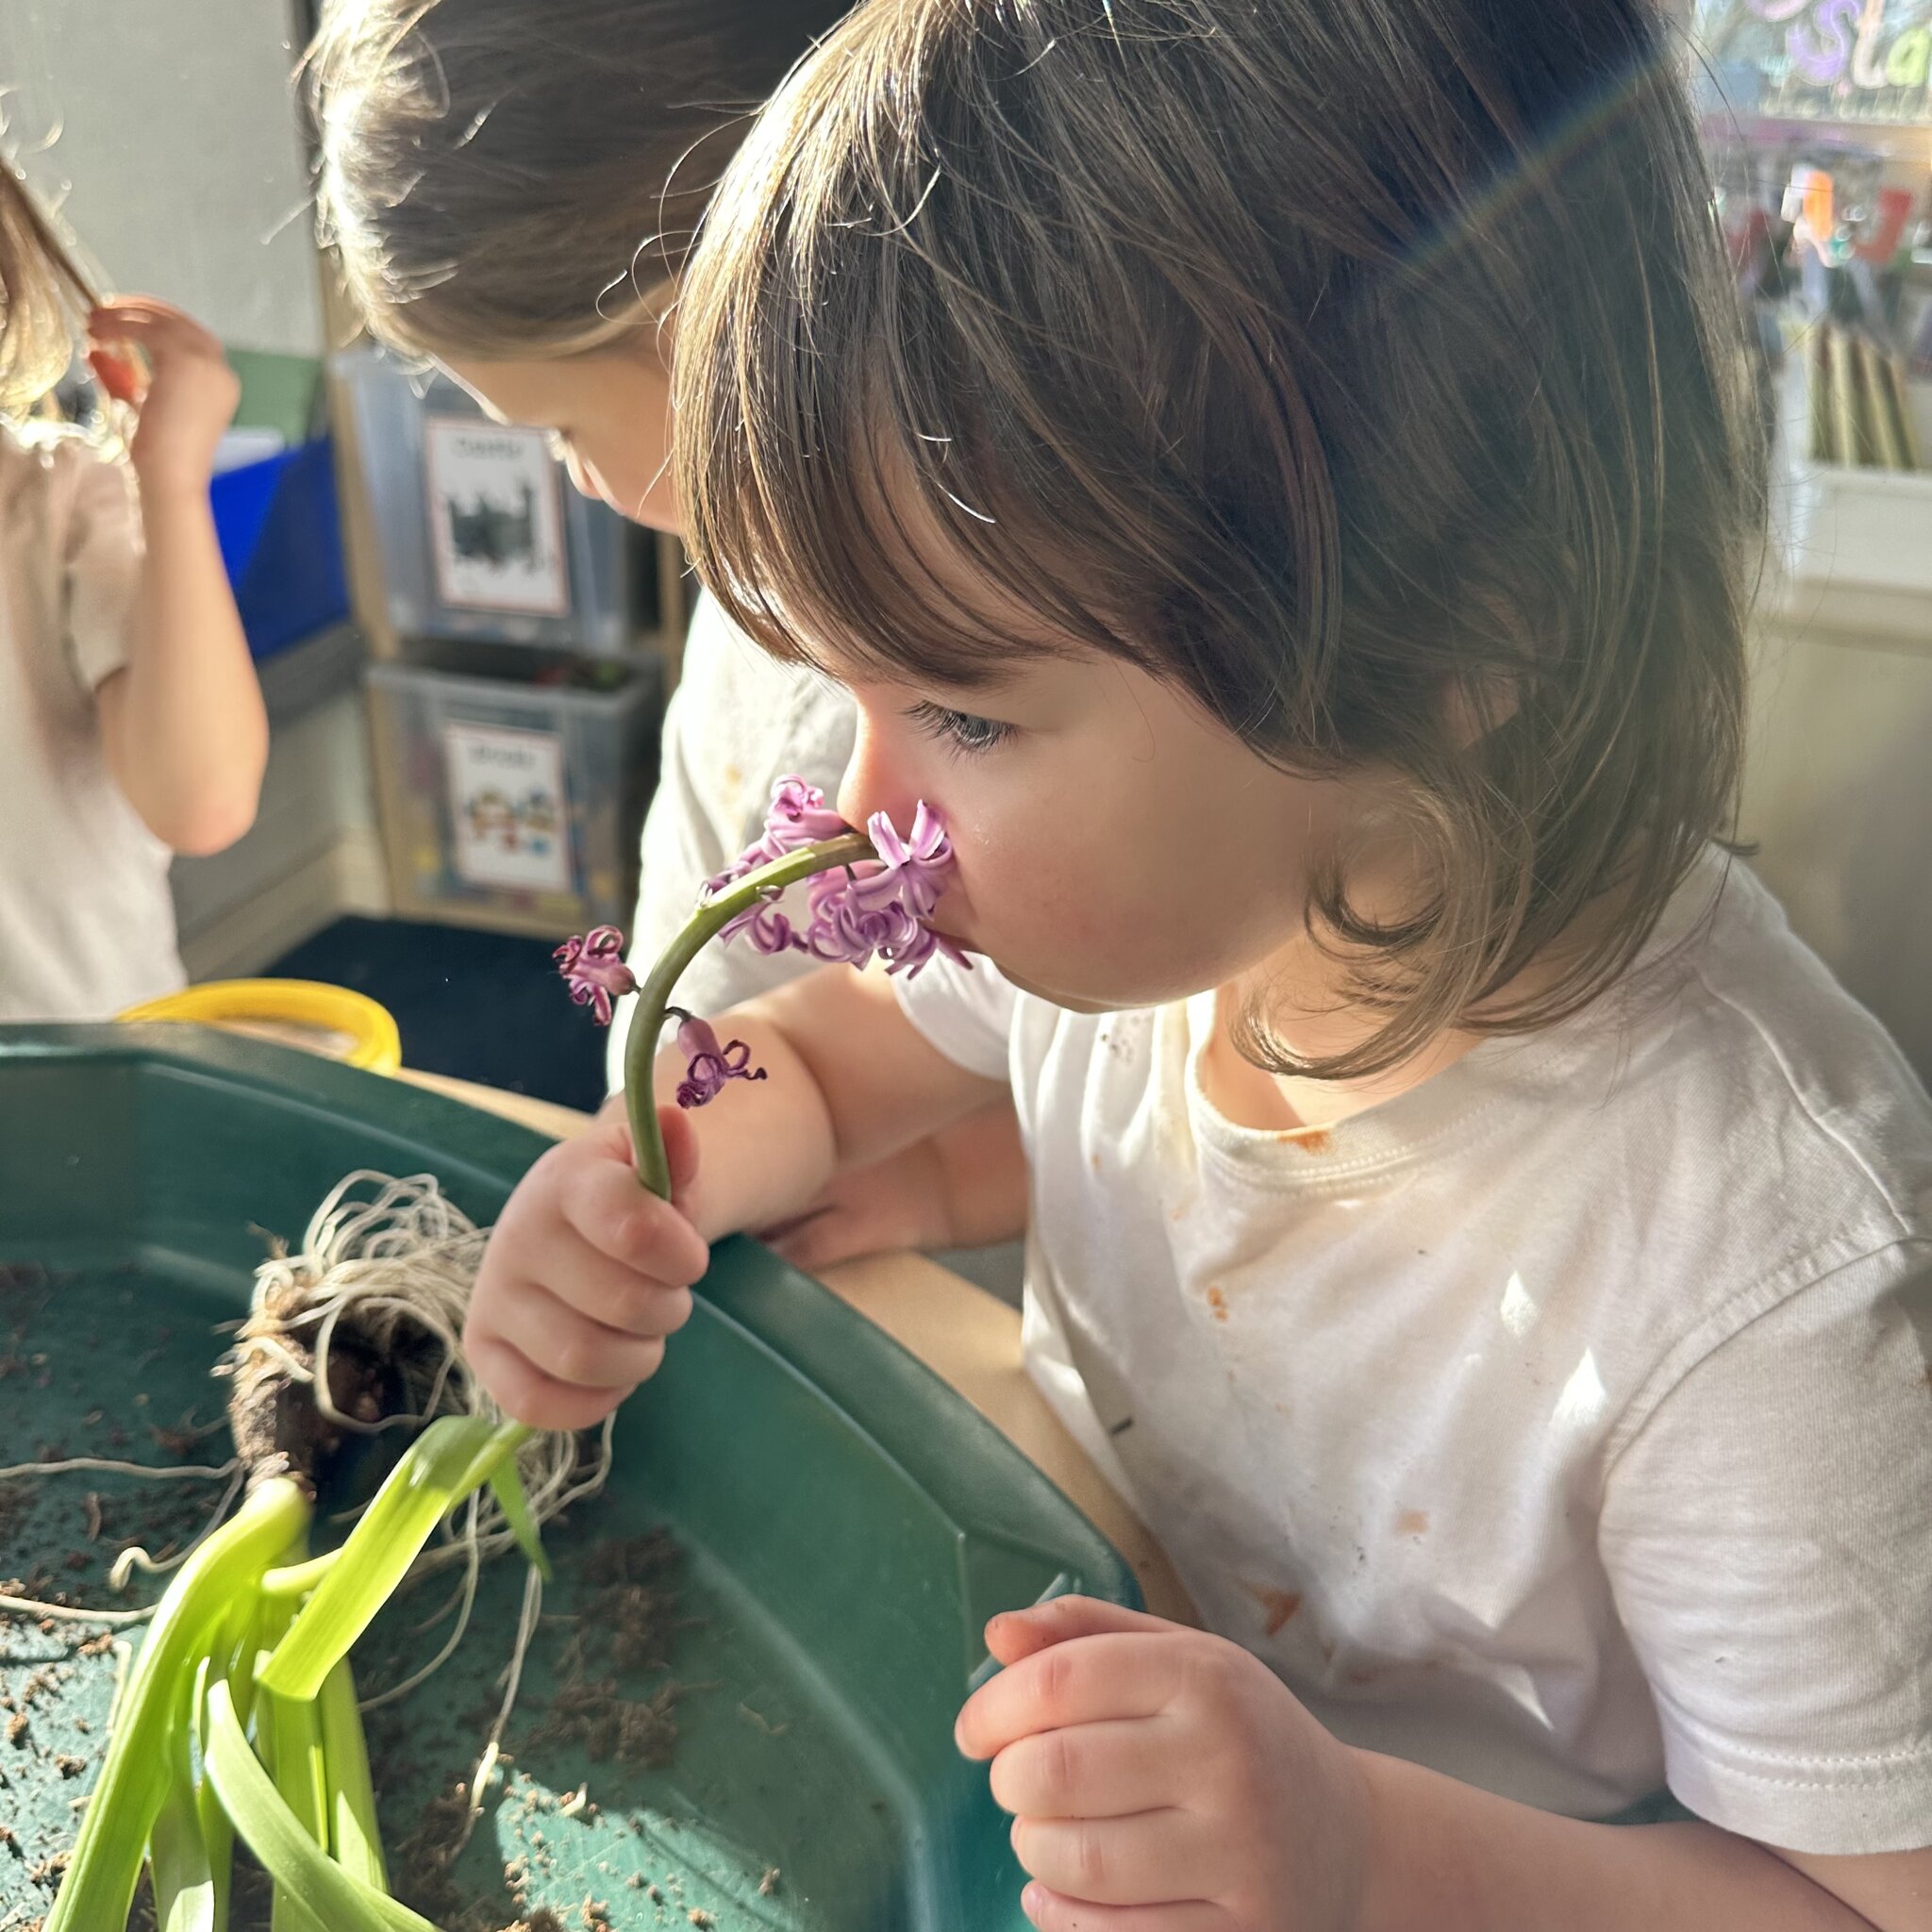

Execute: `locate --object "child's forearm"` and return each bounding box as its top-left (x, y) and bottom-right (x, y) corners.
top-left (1356, 1751), bottom-right (1881, 1932)
top-left (641, 963), bottom-right (1004, 1244)
top-left (103, 479), bottom-right (267, 855)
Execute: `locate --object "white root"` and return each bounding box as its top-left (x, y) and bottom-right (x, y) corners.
top-left (228, 1172), bottom-right (612, 1711)
top-left (232, 1171), bottom-right (616, 1584)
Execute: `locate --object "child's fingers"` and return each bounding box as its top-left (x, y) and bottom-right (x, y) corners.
top-left (86, 344), bottom-right (148, 404)
top-left (90, 295), bottom-right (217, 337)
top-left (483, 1277), bottom-right (668, 1392)
top-left (988, 1595), bottom-right (1181, 1666)
top-left (1019, 1883), bottom-right (1232, 1932)
top-left (1010, 1807), bottom-right (1201, 1909)
top-left (558, 1146), bottom-right (709, 1283)
top-left (462, 1330), bottom-right (633, 1433)
top-left (532, 1232), bottom-right (693, 1341)
top-left (989, 1716), bottom-right (1178, 1821)
top-left (957, 1633), bottom-right (1184, 1759)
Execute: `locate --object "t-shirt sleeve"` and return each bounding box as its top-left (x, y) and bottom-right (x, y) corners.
top-left (60, 443), bottom-right (143, 692)
top-left (1599, 1241), bottom-right (1932, 1855)
top-left (608, 593), bottom-right (858, 1091)
top-left (892, 952), bottom-right (1018, 1083)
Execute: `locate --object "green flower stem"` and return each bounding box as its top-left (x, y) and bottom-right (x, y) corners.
top-left (45, 1476), bottom-right (311, 1932)
top-left (621, 832), bottom-right (874, 1198)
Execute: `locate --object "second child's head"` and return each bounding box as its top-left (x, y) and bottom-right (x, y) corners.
top-left (675, 0), bottom-right (1765, 1076)
top-left (309, 0), bottom-right (847, 526)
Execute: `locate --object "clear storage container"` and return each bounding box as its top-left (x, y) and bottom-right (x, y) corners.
top-left (367, 643), bottom-right (659, 937)
top-left (334, 343), bottom-right (634, 654)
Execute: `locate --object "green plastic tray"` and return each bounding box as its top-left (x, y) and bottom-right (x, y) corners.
top-left (0, 1025), bottom-right (1136, 1930)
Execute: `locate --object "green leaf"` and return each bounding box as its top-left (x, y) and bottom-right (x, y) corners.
top-left (258, 1416), bottom-right (526, 1702)
top-left (202, 1680), bottom-right (441, 1932)
top-left (44, 1477), bottom-right (311, 1932)
top-left (319, 1658), bottom-right (388, 1890)
top-left (267, 1689), bottom-right (330, 1932)
top-left (149, 1678), bottom-right (223, 1932)
top-left (488, 1457), bottom-right (551, 1581)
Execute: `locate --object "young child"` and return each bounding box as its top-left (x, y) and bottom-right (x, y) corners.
top-left (0, 167), bottom-right (267, 1020)
top-left (311, 0), bottom-right (1029, 1265)
top-left (465, 0), bottom-right (1932, 1924)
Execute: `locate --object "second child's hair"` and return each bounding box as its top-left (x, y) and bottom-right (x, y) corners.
top-left (308, 0), bottom-right (850, 358)
top-left (675, 0), bottom-right (1767, 1080)
top-left (0, 163), bottom-right (97, 418)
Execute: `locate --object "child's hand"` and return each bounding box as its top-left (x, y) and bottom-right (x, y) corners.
top-left (464, 1102), bottom-right (709, 1431)
top-left (88, 298), bottom-right (241, 495)
top-left (958, 1597), bottom-right (1372, 1932)
top-left (760, 1097), bottom-right (1028, 1273)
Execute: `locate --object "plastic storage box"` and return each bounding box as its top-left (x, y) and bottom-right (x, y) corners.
top-left (333, 343), bottom-right (632, 654)
top-left (367, 643), bottom-right (659, 937)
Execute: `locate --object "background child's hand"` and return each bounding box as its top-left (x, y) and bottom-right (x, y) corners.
top-left (958, 1597), bottom-right (1373, 1932)
top-left (89, 297), bottom-right (240, 494)
top-left (464, 1102), bottom-right (709, 1431)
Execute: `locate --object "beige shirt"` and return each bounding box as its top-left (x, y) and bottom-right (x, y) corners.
top-left (0, 426), bottom-right (182, 1021)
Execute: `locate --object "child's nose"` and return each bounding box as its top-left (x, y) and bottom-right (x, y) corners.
top-left (836, 713), bottom-right (913, 835)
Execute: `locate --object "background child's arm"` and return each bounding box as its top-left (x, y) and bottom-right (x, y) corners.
top-left (90, 298), bottom-right (267, 856)
top-left (466, 962), bottom-right (1004, 1427)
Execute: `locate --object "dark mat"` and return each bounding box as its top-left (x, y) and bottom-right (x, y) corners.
top-left (266, 915), bottom-right (607, 1114)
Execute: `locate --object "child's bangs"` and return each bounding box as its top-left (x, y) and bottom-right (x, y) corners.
top-left (686, 332), bottom-right (1132, 692)
top-left (674, 30), bottom-right (1148, 693)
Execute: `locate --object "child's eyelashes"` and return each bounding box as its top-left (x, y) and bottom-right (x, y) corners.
top-left (904, 699), bottom-right (1015, 755)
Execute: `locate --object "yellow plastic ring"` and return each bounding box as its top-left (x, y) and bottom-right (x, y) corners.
top-left (116, 979), bottom-right (403, 1074)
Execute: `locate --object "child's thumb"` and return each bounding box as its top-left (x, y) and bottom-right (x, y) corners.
top-left (658, 1102), bottom-right (704, 1207)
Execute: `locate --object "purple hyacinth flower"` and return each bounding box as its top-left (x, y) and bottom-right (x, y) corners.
top-left (708, 780), bottom-right (966, 977)
top-left (555, 925), bottom-right (639, 1026)
top-left (673, 1012), bottom-right (768, 1108)
top-left (803, 800), bottom-right (962, 976)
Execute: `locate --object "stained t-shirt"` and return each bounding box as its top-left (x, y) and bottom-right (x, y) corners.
top-left (897, 855), bottom-right (1932, 1855)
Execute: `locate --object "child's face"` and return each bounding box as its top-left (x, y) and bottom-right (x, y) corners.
top-left (444, 318), bottom-right (678, 533)
top-left (830, 639), bottom-right (1400, 1015)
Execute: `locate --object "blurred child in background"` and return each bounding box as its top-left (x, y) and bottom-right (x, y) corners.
top-left (0, 164), bottom-right (266, 1020)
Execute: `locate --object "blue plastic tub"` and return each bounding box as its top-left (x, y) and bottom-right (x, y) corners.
top-left (210, 437), bottom-right (351, 662)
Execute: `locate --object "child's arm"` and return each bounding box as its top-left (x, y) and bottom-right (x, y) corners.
top-left (90, 299), bottom-right (267, 856)
top-left (957, 1596), bottom-right (1926, 1932)
top-left (760, 1092), bottom-right (1028, 1274)
top-left (465, 962), bottom-right (1005, 1428)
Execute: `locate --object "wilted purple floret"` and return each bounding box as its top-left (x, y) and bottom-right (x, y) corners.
top-left (708, 781), bottom-right (965, 978)
top-left (555, 925), bottom-right (639, 1026)
top-left (673, 1012), bottom-right (768, 1108)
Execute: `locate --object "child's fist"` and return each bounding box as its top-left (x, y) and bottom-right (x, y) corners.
top-left (89, 298), bottom-right (240, 493)
top-left (957, 1597), bottom-right (1373, 1932)
top-left (464, 1102), bottom-right (708, 1430)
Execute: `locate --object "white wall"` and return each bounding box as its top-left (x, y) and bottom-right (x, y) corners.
top-left (0, 0), bottom-right (322, 356)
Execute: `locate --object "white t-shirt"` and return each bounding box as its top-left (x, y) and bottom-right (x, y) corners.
top-left (897, 855), bottom-right (1932, 1856)
top-left (608, 591), bottom-right (857, 1085)
top-left (0, 427), bottom-right (182, 1021)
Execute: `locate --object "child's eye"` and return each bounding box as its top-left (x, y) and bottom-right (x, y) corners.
top-left (906, 700), bottom-right (1014, 754)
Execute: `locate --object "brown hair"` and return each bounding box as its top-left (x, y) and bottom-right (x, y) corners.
top-left (675, 0), bottom-right (1766, 1078)
top-left (308, 0), bottom-right (851, 358)
top-left (0, 163), bottom-right (98, 418)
